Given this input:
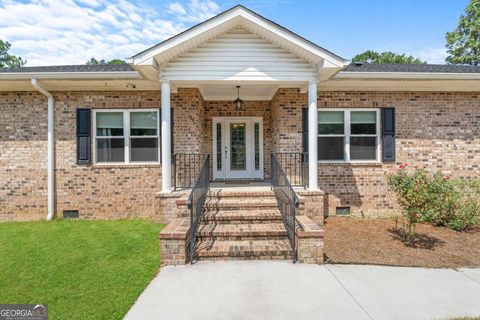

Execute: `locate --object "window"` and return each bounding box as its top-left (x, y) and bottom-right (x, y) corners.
top-left (94, 110), bottom-right (159, 164)
top-left (318, 109), bottom-right (380, 162)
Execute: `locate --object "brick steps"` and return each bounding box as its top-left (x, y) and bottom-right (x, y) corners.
top-left (205, 199), bottom-right (278, 211)
top-left (194, 191), bottom-right (293, 261)
top-left (208, 190), bottom-right (275, 198)
top-left (198, 222), bottom-right (287, 240)
top-left (203, 209), bottom-right (282, 224)
top-left (196, 239), bottom-right (293, 260)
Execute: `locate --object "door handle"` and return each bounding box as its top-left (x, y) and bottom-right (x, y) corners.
top-left (224, 147), bottom-right (228, 160)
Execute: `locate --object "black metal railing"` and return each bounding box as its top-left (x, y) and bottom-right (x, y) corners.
top-left (173, 153), bottom-right (209, 190)
top-left (273, 152), bottom-right (308, 188)
top-left (186, 154), bottom-right (211, 264)
top-left (271, 153), bottom-right (300, 262)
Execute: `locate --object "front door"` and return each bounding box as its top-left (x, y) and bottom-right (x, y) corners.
top-left (213, 117), bottom-right (263, 180)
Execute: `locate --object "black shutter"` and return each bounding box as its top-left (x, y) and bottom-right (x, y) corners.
top-left (302, 108), bottom-right (309, 154)
top-left (76, 108), bottom-right (91, 165)
top-left (381, 107), bottom-right (396, 162)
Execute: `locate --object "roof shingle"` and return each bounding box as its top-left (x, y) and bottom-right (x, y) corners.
top-left (343, 63), bottom-right (480, 73)
top-left (0, 64), bottom-right (135, 73)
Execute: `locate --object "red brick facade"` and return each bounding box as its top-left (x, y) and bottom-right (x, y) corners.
top-left (1, 89), bottom-right (479, 220)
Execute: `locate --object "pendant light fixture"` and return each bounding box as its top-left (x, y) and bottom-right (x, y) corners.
top-left (233, 85), bottom-right (244, 111)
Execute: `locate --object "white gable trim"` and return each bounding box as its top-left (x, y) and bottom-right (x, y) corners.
top-left (159, 28), bottom-right (318, 82)
top-left (130, 5), bottom-right (348, 80)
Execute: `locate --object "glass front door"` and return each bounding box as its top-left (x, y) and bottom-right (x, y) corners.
top-left (229, 123), bottom-right (247, 171)
top-left (213, 117), bottom-right (263, 180)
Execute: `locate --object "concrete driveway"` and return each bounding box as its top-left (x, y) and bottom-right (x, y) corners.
top-left (125, 261), bottom-right (480, 320)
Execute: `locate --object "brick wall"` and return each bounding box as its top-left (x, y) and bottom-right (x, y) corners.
top-left (0, 92), bottom-right (48, 221)
top-left (1, 89), bottom-right (479, 220)
top-left (0, 89), bottom-right (204, 220)
top-left (271, 89), bottom-right (480, 217)
top-left (271, 88), bottom-right (307, 153)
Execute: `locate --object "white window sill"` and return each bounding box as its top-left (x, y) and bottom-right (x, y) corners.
top-left (318, 161), bottom-right (382, 166)
top-left (91, 162), bottom-right (161, 168)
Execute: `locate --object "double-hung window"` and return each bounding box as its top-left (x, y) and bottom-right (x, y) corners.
top-left (94, 109), bottom-right (159, 164)
top-left (318, 109), bottom-right (380, 162)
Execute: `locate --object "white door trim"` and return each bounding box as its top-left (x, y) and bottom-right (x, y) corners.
top-left (212, 116), bottom-right (264, 180)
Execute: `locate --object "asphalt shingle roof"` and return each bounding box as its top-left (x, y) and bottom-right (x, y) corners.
top-left (343, 63), bottom-right (480, 73)
top-left (2, 63), bottom-right (480, 75)
top-left (0, 64), bottom-right (135, 73)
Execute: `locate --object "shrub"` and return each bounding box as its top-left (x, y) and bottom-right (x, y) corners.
top-left (446, 180), bottom-right (480, 231)
top-left (387, 164), bottom-right (431, 240)
top-left (388, 164), bottom-right (480, 236)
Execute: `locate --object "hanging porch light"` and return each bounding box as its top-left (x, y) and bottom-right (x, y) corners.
top-left (233, 85), bottom-right (244, 111)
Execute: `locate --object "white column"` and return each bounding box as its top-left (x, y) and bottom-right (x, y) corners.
top-left (308, 81), bottom-right (318, 191)
top-left (161, 80), bottom-right (172, 193)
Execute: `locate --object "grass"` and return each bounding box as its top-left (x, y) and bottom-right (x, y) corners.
top-left (0, 220), bottom-right (163, 320)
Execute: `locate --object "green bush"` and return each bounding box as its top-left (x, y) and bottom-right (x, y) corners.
top-left (387, 164), bottom-right (480, 235)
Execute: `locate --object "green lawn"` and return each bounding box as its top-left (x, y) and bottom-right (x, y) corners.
top-left (0, 220), bottom-right (163, 320)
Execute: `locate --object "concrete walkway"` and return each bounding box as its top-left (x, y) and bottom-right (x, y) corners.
top-left (125, 262), bottom-right (480, 320)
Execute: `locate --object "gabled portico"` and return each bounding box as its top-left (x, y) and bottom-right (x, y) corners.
top-left (129, 5), bottom-right (348, 193)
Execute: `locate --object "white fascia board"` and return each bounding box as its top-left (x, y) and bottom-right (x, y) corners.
top-left (132, 7), bottom-right (348, 68)
top-left (336, 71), bottom-right (480, 80)
top-left (0, 71), bottom-right (141, 80)
top-left (238, 11), bottom-right (347, 68)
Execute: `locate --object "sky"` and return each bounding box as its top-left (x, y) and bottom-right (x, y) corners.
top-left (0, 0), bottom-right (471, 66)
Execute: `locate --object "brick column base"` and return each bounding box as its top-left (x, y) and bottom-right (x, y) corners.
top-left (296, 215), bottom-right (324, 264)
top-left (155, 191), bottom-right (189, 224)
top-left (159, 218), bottom-right (189, 266)
top-left (298, 190), bottom-right (325, 225)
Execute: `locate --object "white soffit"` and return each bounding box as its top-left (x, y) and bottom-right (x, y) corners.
top-left (198, 83), bottom-right (280, 100)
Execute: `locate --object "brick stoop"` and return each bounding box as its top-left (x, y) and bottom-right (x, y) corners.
top-left (159, 188), bottom-right (325, 265)
top-left (196, 189), bottom-right (291, 261)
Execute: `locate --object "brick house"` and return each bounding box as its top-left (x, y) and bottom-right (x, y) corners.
top-left (1, 6), bottom-right (479, 263)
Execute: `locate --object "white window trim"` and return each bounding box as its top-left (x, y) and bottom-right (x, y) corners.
top-left (93, 109), bottom-right (160, 165)
top-left (318, 108), bottom-right (381, 163)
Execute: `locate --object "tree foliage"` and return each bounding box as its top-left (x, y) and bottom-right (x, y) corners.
top-left (0, 40), bottom-right (26, 68)
top-left (352, 50), bottom-right (425, 64)
top-left (86, 57), bottom-right (126, 65)
top-left (446, 0), bottom-right (480, 65)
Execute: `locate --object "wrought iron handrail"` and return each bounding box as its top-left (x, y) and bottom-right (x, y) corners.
top-left (271, 153), bottom-right (300, 262)
top-left (173, 153), bottom-right (209, 190)
top-left (272, 152), bottom-right (308, 189)
top-left (186, 154), bottom-right (211, 263)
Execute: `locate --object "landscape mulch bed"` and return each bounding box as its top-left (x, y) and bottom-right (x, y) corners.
top-left (324, 216), bottom-right (480, 268)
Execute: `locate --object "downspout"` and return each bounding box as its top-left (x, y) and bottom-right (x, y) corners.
top-left (31, 79), bottom-right (55, 221)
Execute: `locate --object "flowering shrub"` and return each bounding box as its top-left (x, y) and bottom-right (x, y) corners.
top-left (387, 165), bottom-right (432, 240)
top-left (388, 164), bottom-right (480, 237)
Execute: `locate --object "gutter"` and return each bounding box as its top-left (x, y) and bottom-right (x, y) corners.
top-left (335, 71), bottom-right (480, 80)
top-left (0, 71), bottom-right (141, 80)
top-left (31, 79), bottom-right (54, 221)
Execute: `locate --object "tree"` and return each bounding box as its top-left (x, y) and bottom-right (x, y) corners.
top-left (0, 40), bottom-right (26, 68)
top-left (352, 50), bottom-right (425, 64)
top-left (86, 57), bottom-right (126, 65)
top-left (446, 0), bottom-right (480, 65)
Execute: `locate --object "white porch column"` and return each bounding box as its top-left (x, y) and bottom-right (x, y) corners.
top-left (161, 80), bottom-right (172, 193)
top-left (308, 81), bottom-right (318, 191)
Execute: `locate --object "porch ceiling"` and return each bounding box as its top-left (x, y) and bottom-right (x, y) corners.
top-left (197, 83), bottom-right (281, 101)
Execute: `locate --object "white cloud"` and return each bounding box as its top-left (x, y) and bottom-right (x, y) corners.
top-left (0, 0), bottom-right (221, 66)
top-left (415, 48), bottom-right (448, 64)
top-left (171, 0), bottom-right (220, 23)
top-left (168, 2), bottom-right (187, 15)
